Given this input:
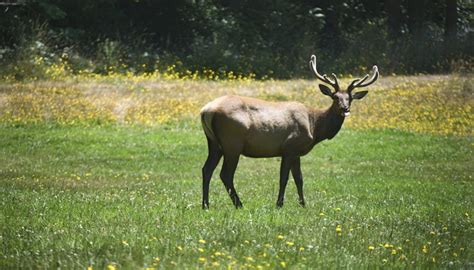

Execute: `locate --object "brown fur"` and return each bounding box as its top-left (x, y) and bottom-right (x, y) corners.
top-left (201, 95), bottom-right (345, 158)
top-left (199, 94), bottom-right (348, 209)
top-left (200, 55), bottom-right (378, 209)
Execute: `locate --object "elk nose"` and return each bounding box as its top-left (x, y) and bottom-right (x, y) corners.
top-left (342, 107), bottom-right (350, 117)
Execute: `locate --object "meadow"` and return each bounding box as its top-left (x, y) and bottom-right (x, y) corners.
top-left (0, 73), bottom-right (473, 269)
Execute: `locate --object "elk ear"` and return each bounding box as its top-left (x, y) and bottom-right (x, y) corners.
top-left (319, 84), bottom-right (333, 97)
top-left (352, 91), bottom-right (368, 100)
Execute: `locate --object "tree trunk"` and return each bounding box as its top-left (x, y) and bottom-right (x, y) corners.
top-left (445, 0), bottom-right (457, 41)
top-left (407, 0), bottom-right (426, 35)
top-left (385, 0), bottom-right (402, 39)
top-left (444, 0), bottom-right (458, 62)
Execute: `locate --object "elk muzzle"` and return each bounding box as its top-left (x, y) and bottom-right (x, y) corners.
top-left (342, 107), bottom-right (350, 117)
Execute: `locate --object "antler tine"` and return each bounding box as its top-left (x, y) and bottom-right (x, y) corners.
top-left (309, 54), bottom-right (338, 88)
top-left (356, 66), bottom-right (378, 87)
top-left (348, 74), bottom-right (369, 92)
top-left (331, 73), bottom-right (340, 90)
top-left (347, 78), bottom-right (360, 93)
top-left (348, 65), bottom-right (379, 92)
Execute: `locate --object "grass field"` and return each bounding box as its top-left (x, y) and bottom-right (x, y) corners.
top-left (1, 74), bottom-right (473, 269)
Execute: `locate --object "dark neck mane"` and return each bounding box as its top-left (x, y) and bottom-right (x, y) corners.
top-left (310, 102), bottom-right (345, 143)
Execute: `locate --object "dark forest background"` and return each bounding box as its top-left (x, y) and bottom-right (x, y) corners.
top-left (0, 0), bottom-right (473, 79)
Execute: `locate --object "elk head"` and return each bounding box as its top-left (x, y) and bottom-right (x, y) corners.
top-left (309, 55), bottom-right (379, 117)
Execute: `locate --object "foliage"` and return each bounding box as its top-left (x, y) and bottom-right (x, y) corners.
top-left (0, 0), bottom-right (473, 79)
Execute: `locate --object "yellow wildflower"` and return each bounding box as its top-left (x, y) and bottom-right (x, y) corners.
top-left (277, 235), bottom-right (284, 240)
top-left (368, 245), bottom-right (375, 251)
top-left (198, 248), bottom-right (205, 253)
top-left (422, 245), bottom-right (429, 254)
top-left (199, 239), bottom-right (206, 244)
top-left (107, 264), bottom-right (116, 270)
top-left (280, 261), bottom-right (287, 267)
top-left (198, 257), bottom-right (206, 263)
top-left (286, 241), bottom-right (294, 246)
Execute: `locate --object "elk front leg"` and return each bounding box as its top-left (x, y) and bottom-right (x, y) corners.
top-left (202, 137), bottom-right (223, 209)
top-left (220, 153), bottom-right (243, 208)
top-left (290, 157), bottom-right (305, 207)
top-left (276, 156), bottom-right (294, 207)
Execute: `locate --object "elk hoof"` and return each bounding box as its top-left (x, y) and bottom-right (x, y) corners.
top-left (299, 200), bottom-right (306, 208)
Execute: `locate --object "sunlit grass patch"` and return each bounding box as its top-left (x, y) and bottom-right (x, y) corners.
top-left (345, 77), bottom-right (473, 136)
top-left (0, 84), bottom-right (116, 125)
top-left (1, 74), bottom-right (471, 136)
top-left (123, 98), bottom-right (199, 125)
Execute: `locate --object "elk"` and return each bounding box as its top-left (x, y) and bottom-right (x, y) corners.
top-left (200, 55), bottom-right (379, 209)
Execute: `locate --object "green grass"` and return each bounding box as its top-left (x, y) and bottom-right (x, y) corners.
top-left (1, 124), bottom-right (472, 269)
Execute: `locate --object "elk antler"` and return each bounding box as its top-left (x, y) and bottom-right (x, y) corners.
top-left (347, 65), bottom-right (379, 93)
top-left (309, 55), bottom-right (340, 92)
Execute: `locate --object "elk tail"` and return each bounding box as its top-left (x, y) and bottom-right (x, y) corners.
top-left (200, 109), bottom-right (219, 144)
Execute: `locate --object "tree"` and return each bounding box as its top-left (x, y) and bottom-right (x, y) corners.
top-left (385, 0), bottom-right (402, 39)
top-left (445, 0), bottom-right (457, 41)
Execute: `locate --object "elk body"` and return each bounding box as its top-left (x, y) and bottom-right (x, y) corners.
top-left (200, 55), bottom-right (379, 209)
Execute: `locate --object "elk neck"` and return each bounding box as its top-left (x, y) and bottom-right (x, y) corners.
top-left (309, 101), bottom-right (345, 143)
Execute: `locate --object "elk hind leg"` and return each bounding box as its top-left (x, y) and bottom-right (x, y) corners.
top-left (220, 153), bottom-right (243, 208)
top-left (202, 137), bottom-right (222, 209)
